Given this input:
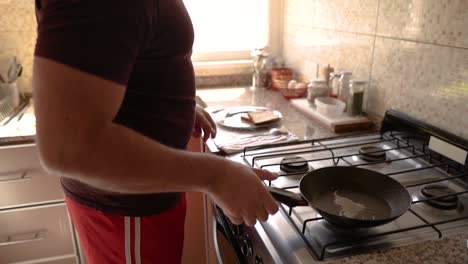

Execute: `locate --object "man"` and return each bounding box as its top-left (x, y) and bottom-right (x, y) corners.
top-left (33, 0), bottom-right (278, 263)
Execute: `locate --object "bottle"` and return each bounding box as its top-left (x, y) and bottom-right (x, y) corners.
top-left (307, 79), bottom-right (329, 104)
top-left (319, 64), bottom-right (334, 87)
top-left (338, 71), bottom-right (352, 104)
top-left (251, 48), bottom-right (270, 88)
top-left (347, 80), bottom-right (366, 116)
top-left (329, 73), bottom-right (341, 98)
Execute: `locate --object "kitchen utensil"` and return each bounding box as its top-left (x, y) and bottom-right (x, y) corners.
top-left (0, 55), bottom-right (22, 84)
top-left (239, 127), bottom-right (289, 139)
top-left (267, 166), bottom-right (412, 228)
top-left (214, 106), bottom-right (282, 130)
top-left (7, 63), bottom-right (22, 83)
top-left (315, 97), bottom-right (346, 117)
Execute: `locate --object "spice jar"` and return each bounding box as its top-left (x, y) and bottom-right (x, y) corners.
top-left (347, 80), bottom-right (366, 116)
top-left (329, 73), bottom-right (341, 98)
top-left (307, 79), bottom-right (329, 104)
top-left (338, 71), bottom-right (352, 104)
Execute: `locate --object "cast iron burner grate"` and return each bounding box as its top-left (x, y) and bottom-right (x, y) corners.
top-left (280, 156), bottom-right (310, 173)
top-left (358, 146), bottom-right (387, 162)
top-left (420, 184), bottom-right (459, 210)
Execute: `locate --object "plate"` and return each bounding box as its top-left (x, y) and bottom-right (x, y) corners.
top-left (214, 106), bottom-right (282, 130)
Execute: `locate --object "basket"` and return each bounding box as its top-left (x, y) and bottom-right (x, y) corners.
top-left (278, 87), bottom-right (307, 99)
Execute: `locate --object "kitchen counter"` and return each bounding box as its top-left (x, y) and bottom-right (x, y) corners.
top-left (196, 86), bottom-right (468, 264)
top-left (197, 87), bottom-right (374, 149)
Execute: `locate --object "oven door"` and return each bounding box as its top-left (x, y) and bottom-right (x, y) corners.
top-left (213, 206), bottom-right (247, 264)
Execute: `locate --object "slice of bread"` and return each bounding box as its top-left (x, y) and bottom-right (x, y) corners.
top-left (241, 110), bottom-right (280, 125)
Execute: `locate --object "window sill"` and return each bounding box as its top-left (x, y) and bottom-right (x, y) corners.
top-left (193, 60), bottom-right (252, 77)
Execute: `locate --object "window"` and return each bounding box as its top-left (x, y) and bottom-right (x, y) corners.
top-left (183, 0), bottom-right (282, 62)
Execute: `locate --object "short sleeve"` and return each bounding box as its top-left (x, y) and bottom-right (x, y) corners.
top-left (35, 0), bottom-right (147, 85)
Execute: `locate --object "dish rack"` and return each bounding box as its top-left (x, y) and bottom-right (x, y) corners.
top-left (0, 84), bottom-right (26, 125)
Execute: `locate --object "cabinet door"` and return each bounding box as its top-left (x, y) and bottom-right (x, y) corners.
top-left (0, 144), bottom-right (64, 209)
top-left (0, 204), bottom-right (75, 263)
top-left (0, 144), bottom-right (41, 172)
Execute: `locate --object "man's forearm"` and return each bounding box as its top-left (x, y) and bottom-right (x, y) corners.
top-left (40, 121), bottom-right (223, 194)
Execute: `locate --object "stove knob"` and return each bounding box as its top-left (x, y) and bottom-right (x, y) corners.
top-left (233, 225), bottom-right (244, 236)
top-left (255, 255), bottom-right (263, 264)
top-left (240, 238), bottom-right (253, 257)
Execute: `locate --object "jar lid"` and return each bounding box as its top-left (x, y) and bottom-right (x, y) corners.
top-left (351, 80), bottom-right (367, 84)
top-left (311, 79), bottom-right (327, 83)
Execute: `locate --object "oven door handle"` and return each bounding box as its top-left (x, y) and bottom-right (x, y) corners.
top-left (214, 206), bottom-right (248, 264)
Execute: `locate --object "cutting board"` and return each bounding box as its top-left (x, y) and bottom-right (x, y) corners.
top-left (290, 98), bottom-right (373, 133)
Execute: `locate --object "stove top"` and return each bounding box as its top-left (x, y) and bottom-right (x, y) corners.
top-left (227, 110), bottom-right (468, 263)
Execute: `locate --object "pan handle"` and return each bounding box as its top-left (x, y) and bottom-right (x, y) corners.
top-left (266, 187), bottom-right (308, 207)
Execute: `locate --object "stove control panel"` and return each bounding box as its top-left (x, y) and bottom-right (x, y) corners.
top-left (232, 224), bottom-right (277, 264)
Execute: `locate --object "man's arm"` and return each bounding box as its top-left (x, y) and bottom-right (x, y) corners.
top-left (33, 57), bottom-right (278, 225)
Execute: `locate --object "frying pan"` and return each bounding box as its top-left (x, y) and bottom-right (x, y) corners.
top-left (267, 166), bottom-right (412, 228)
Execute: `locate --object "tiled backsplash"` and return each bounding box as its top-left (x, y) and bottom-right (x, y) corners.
top-left (283, 0), bottom-right (468, 139)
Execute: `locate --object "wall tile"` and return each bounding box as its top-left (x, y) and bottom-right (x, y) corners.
top-left (0, 30), bottom-right (37, 93)
top-left (370, 37), bottom-right (468, 139)
top-left (377, 0), bottom-right (468, 48)
top-left (0, 0), bottom-right (37, 32)
top-left (285, 0), bottom-right (379, 34)
top-left (283, 27), bottom-right (374, 82)
top-left (0, 0), bottom-right (37, 93)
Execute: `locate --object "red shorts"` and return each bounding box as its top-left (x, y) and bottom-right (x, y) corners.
top-left (65, 195), bottom-right (186, 264)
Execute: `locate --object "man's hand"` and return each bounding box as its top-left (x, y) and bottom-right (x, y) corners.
top-left (207, 159), bottom-right (279, 226)
top-left (193, 105), bottom-right (217, 142)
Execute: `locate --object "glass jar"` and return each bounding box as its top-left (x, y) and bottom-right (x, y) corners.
top-left (347, 80), bottom-right (366, 116)
top-left (329, 73), bottom-right (341, 98)
top-left (307, 79), bottom-right (329, 104)
top-left (338, 71), bottom-right (352, 103)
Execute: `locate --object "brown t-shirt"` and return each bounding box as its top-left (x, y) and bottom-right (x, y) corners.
top-left (35, 0), bottom-right (196, 216)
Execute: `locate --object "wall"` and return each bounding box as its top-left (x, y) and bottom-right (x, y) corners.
top-left (0, 0), bottom-right (37, 94)
top-left (283, 0), bottom-right (468, 139)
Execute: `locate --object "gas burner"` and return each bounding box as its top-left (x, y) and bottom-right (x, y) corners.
top-left (280, 156), bottom-right (311, 173)
top-left (420, 185), bottom-right (459, 210)
top-left (358, 146), bottom-right (387, 162)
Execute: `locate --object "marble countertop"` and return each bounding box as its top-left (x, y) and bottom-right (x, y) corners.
top-left (197, 87), bottom-right (372, 146)
top-left (196, 86), bottom-right (468, 264)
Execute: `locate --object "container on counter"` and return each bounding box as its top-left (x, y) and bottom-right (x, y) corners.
top-left (271, 68), bottom-right (294, 90)
top-left (319, 64), bottom-right (334, 87)
top-left (338, 71), bottom-right (352, 104)
top-left (347, 80), bottom-right (366, 116)
top-left (315, 97), bottom-right (346, 117)
top-left (307, 79), bottom-right (329, 104)
top-left (329, 73), bottom-right (341, 98)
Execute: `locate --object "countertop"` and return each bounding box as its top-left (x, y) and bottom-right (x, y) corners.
top-left (197, 87), bottom-right (375, 148)
top-left (196, 86), bottom-right (468, 264)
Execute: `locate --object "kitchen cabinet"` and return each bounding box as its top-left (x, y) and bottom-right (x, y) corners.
top-left (0, 143), bottom-right (79, 263)
top-left (0, 204), bottom-right (76, 263)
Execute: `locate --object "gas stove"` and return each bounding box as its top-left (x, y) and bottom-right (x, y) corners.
top-left (216, 110), bottom-right (468, 263)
